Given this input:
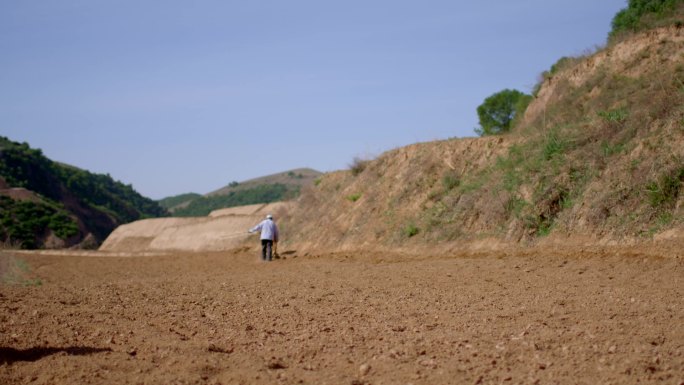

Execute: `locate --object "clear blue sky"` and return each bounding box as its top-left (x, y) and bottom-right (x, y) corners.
top-left (1, 0), bottom-right (627, 199)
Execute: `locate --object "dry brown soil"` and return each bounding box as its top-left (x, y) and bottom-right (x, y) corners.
top-left (1, 248), bottom-right (682, 385)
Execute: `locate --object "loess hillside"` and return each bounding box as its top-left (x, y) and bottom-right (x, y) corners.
top-left (280, 25), bottom-right (684, 254)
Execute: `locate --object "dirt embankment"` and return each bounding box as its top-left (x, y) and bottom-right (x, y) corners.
top-left (100, 203), bottom-right (290, 253)
top-left (282, 137), bottom-right (514, 252)
top-left (280, 136), bottom-right (683, 256)
top-left (278, 26), bottom-right (684, 256)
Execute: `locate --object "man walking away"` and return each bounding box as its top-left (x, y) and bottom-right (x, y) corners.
top-left (248, 214), bottom-right (279, 261)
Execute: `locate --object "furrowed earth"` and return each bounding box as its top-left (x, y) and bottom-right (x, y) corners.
top-left (1, 248), bottom-right (682, 385)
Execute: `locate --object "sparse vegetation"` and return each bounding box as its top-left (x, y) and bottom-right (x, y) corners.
top-left (646, 167), bottom-right (684, 208)
top-left (598, 107), bottom-right (629, 125)
top-left (349, 157), bottom-right (370, 176)
top-left (403, 223), bottom-right (420, 238)
top-left (542, 130), bottom-right (568, 161)
top-left (346, 193), bottom-right (362, 202)
top-left (534, 56), bottom-right (588, 96)
top-left (441, 171), bottom-right (460, 191)
top-left (494, 145), bottom-right (525, 193)
top-left (600, 141), bottom-right (626, 157)
top-left (506, 196), bottom-right (528, 217)
top-left (536, 217), bottom-right (554, 237)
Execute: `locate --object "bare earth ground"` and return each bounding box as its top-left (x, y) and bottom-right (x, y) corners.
top-left (0, 248), bottom-right (682, 385)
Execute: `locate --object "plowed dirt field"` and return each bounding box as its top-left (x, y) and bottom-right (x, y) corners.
top-left (1, 248), bottom-right (682, 384)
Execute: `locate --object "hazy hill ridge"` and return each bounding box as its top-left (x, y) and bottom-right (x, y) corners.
top-left (160, 168), bottom-right (322, 216)
top-left (0, 137), bottom-right (167, 249)
top-left (208, 168), bottom-right (322, 196)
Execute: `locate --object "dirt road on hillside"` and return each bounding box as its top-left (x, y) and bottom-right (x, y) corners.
top-left (1, 249), bottom-right (682, 385)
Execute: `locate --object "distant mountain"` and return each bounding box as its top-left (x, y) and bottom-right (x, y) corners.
top-left (161, 168), bottom-right (322, 217)
top-left (0, 136), bottom-right (168, 249)
top-left (208, 168), bottom-right (322, 196)
top-left (158, 193), bottom-right (202, 211)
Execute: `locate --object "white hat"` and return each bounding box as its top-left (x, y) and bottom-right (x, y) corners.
top-left (266, 214), bottom-right (273, 219)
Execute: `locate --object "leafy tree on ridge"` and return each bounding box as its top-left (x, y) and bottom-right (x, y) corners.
top-left (475, 89), bottom-right (532, 136)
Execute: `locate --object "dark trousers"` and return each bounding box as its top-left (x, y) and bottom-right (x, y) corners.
top-left (261, 239), bottom-right (273, 261)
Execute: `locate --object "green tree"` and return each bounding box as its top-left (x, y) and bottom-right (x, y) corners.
top-left (475, 89), bottom-right (532, 136)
